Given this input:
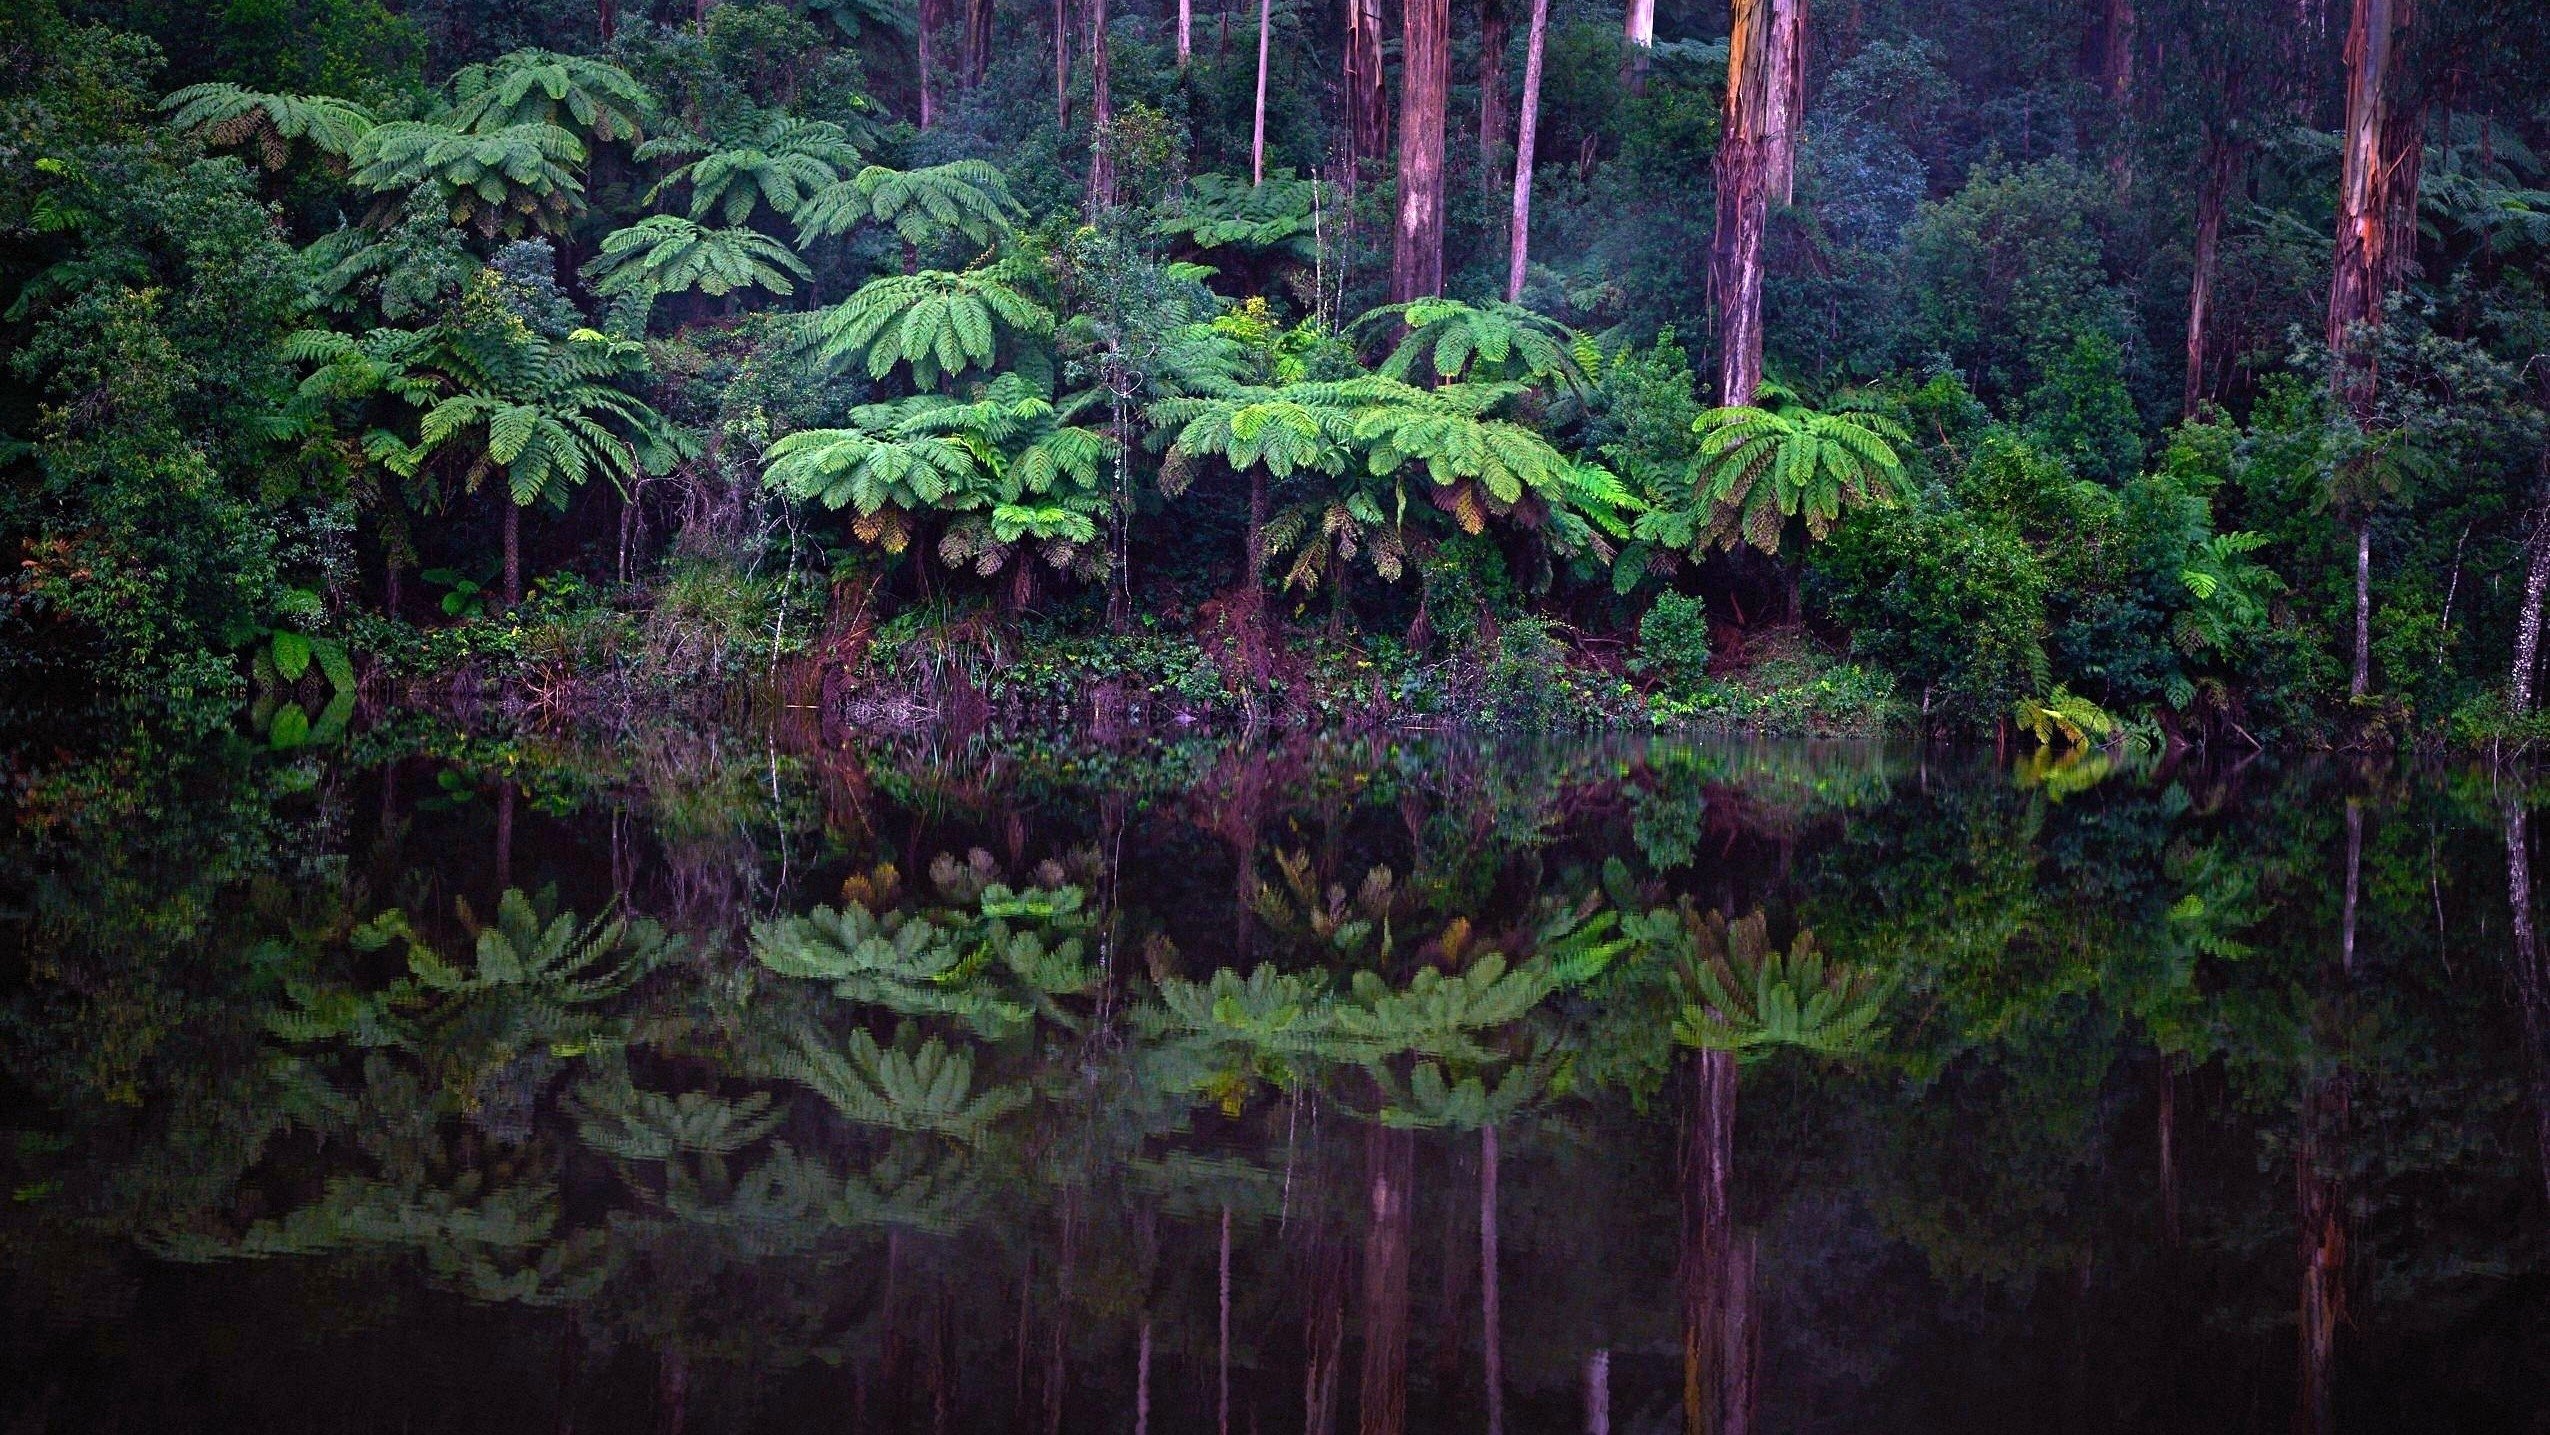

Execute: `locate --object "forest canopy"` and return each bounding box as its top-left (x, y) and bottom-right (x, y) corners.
top-left (4, 0), bottom-right (2550, 748)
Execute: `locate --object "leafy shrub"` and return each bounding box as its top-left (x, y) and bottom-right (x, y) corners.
top-left (1810, 494), bottom-right (2050, 726)
top-left (1633, 592), bottom-right (1712, 694)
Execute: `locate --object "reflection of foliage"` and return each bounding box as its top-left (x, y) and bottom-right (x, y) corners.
top-left (774, 1026), bottom-right (1029, 1143)
top-left (1643, 908), bottom-right (1889, 1062)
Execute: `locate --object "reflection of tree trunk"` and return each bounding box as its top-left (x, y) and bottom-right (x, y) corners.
top-left (2295, 1093), bottom-right (2346, 1435)
top-left (1679, 1048), bottom-right (1738, 1435)
top-left (1481, 1124), bottom-right (1506, 1435)
top-left (1583, 1348), bottom-right (1610, 1435)
top-left (1303, 1225), bottom-right (1348, 1435)
top-left (1219, 1203), bottom-right (1234, 1435)
top-left (1136, 1315), bottom-right (1152, 1435)
top-left (495, 781), bottom-right (516, 893)
top-left (2341, 798), bottom-right (2363, 973)
top-left (1505, 0), bottom-right (1549, 304)
top-left (1390, 0), bottom-right (1451, 302)
top-left (1357, 1124), bottom-right (1415, 1435)
top-left (2158, 1059), bottom-right (2182, 1246)
top-left (656, 1348), bottom-right (689, 1435)
top-left (2504, 798), bottom-right (2550, 1208)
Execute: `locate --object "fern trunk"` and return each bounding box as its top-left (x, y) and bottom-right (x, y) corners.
top-left (1390, 0), bottom-right (1451, 302)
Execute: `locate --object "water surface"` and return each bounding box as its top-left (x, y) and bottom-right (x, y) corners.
top-left (3, 734), bottom-right (2545, 1432)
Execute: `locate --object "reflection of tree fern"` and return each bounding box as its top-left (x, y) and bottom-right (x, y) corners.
top-left (1371, 1054), bottom-right (1562, 1130)
top-left (1665, 910), bottom-right (1888, 1061)
top-left (751, 877), bottom-right (1093, 1037)
top-left (1251, 850), bottom-right (1396, 957)
top-left (1339, 954), bottom-right (1560, 1065)
top-left (775, 1028), bottom-right (1027, 1143)
top-left (566, 1075), bottom-right (782, 1162)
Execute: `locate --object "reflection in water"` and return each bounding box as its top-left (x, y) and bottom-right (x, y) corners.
top-left (2, 734), bottom-right (2547, 1432)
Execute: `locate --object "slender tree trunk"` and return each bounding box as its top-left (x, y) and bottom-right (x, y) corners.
top-left (1583, 1349), bottom-right (1610, 1435)
top-left (2352, 521), bottom-right (2372, 699)
top-left (1250, 0), bottom-right (1272, 184)
top-left (1087, 0), bottom-right (1113, 211)
top-left (1357, 1124), bottom-right (1414, 1435)
top-left (2295, 1100), bottom-right (2346, 1435)
top-left (2183, 130), bottom-right (2235, 418)
top-left (1480, 1125), bottom-right (1506, 1435)
top-left (1621, 0), bottom-right (1654, 93)
top-left (918, 0), bottom-right (939, 128)
top-left (1343, 0), bottom-right (1390, 186)
top-left (963, 0), bottom-right (992, 84)
top-left (1390, 0), bottom-right (1452, 302)
top-left (1178, 0), bottom-right (1192, 64)
top-left (1506, 0), bottom-right (1549, 303)
top-left (1479, 0), bottom-right (1510, 189)
top-left (2512, 519), bottom-right (2550, 712)
top-left (1054, 0), bottom-right (1072, 131)
top-left (598, 0), bottom-right (616, 42)
top-left (502, 499), bottom-right (522, 607)
top-left (1302, 1223), bottom-right (1347, 1435)
top-left (2102, 0), bottom-right (2136, 192)
top-left (1710, 0), bottom-right (1807, 407)
top-left (2342, 797), bottom-right (2364, 972)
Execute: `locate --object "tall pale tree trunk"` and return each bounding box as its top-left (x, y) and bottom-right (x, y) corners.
top-left (2329, 0), bottom-right (2419, 422)
top-left (1621, 0), bottom-right (1654, 93)
top-left (1390, 0), bottom-right (1452, 301)
top-left (1479, 0), bottom-right (1510, 188)
top-left (1054, 0), bottom-right (1072, 130)
top-left (2511, 519), bottom-right (2550, 712)
top-left (1343, 0), bottom-right (1390, 185)
top-left (1135, 1316), bottom-right (1151, 1435)
top-left (1087, 0), bottom-right (1114, 211)
top-left (1506, 0), bottom-right (1549, 303)
top-left (1710, 0), bottom-right (1807, 407)
top-left (2352, 522), bottom-right (2372, 699)
top-left (1250, 0), bottom-right (1272, 184)
top-left (2183, 129), bottom-right (2237, 418)
top-left (918, 0), bottom-right (939, 127)
top-left (1178, 0), bottom-right (1192, 64)
top-left (1583, 1349), bottom-right (1610, 1435)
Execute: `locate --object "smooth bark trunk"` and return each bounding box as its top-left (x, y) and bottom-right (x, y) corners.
top-left (917, 0), bottom-right (938, 128)
top-left (1178, 0), bottom-right (1191, 64)
top-left (2183, 132), bottom-right (2235, 418)
top-left (2351, 521), bottom-right (2371, 699)
top-left (1087, 0), bottom-right (1113, 211)
top-left (1479, 0), bottom-right (1510, 188)
top-left (1390, 0), bottom-right (1451, 301)
top-left (1505, 0), bottom-right (1549, 303)
top-left (2512, 521), bottom-right (2550, 712)
top-left (1249, 0), bottom-right (1272, 184)
top-left (1621, 0), bottom-right (1653, 93)
top-left (1710, 0), bottom-right (1806, 407)
top-left (1583, 1349), bottom-right (1610, 1435)
top-left (1357, 1124), bottom-right (1414, 1435)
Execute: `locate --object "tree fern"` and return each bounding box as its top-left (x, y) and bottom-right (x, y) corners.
top-left (1348, 297), bottom-right (1585, 391)
top-left (585, 216), bottom-right (811, 330)
top-left (1654, 399), bottom-right (1911, 556)
top-left (1151, 172), bottom-right (1321, 265)
top-left (796, 160), bottom-right (1024, 248)
top-left (636, 114), bottom-right (862, 225)
top-left (160, 83), bottom-right (376, 169)
top-left (350, 120), bottom-right (588, 238)
top-left (793, 266), bottom-right (1052, 387)
top-left (446, 49), bottom-right (655, 143)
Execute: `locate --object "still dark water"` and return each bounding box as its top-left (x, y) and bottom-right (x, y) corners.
top-left (4, 732), bottom-right (2548, 1433)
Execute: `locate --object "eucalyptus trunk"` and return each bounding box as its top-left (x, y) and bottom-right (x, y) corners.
top-left (1710, 0), bottom-right (1806, 407)
top-left (2182, 130), bottom-right (2235, 418)
top-left (1053, 0), bottom-right (1071, 130)
top-left (1177, 0), bottom-right (1191, 64)
top-left (1583, 1348), bottom-right (1610, 1435)
top-left (1478, 0), bottom-right (1510, 188)
top-left (1505, 0), bottom-right (1549, 303)
top-left (1679, 1047), bottom-right (1738, 1435)
top-left (1087, 0), bottom-right (1113, 211)
top-left (917, 0), bottom-right (939, 128)
top-left (2513, 522), bottom-right (2550, 712)
top-left (1249, 0), bottom-right (1272, 185)
top-left (2503, 796), bottom-right (2550, 1209)
top-left (1343, 0), bottom-right (1390, 185)
top-left (2351, 521), bottom-right (2371, 700)
top-left (1621, 0), bottom-right (1653, 93)
top-left (2328, 0), bottom-right (2417, 425)
top-left (1390, 0), bottom-right (1451, 301)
